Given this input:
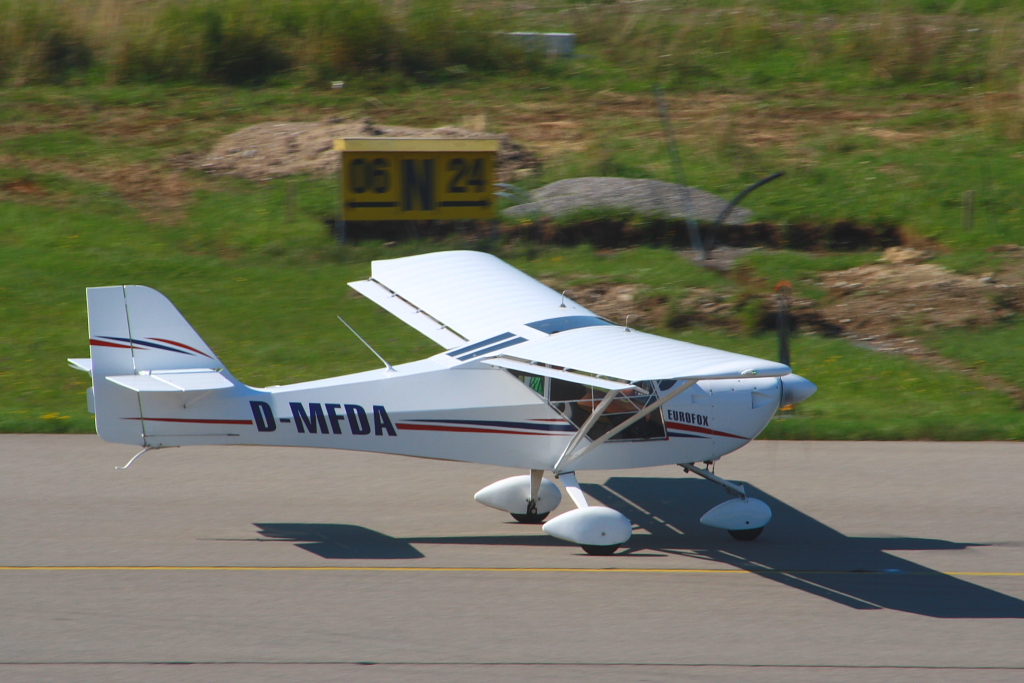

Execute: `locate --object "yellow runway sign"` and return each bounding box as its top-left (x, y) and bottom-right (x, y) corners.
top-left (335, 138), bottom-right (498, 221)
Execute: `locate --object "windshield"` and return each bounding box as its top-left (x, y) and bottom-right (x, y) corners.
top-left (525, 316), bottom-right (614, 335)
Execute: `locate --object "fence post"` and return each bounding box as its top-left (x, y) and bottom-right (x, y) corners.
top-left (962, 190), bottom-right (975, 232)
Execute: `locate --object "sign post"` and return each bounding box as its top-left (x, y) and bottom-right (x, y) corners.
top-left (334, 139), bottom-right (498, 234)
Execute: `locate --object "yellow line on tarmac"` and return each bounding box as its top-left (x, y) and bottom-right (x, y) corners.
top-left (0, 566), bottom-right (1022, 577)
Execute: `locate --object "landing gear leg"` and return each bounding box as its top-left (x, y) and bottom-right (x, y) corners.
top-left (475, 472), bottom-right (560, 522)
top-left (510, 469), bottom-right (549, 524)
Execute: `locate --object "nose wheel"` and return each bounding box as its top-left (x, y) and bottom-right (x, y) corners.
top-left (728, 527), bottom-right (764, 541)
top-left (681, 463), bottom-right (773, 541)
top-left (581, 544), bottom-right (621, 556)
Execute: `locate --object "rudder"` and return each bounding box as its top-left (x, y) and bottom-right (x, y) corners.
top-left (86, 286), bottom-right (226, 445)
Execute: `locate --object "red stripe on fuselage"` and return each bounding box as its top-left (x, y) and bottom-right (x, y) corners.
top-left (666, 421), bottom-right (744, 440)
top-left (397, 423), bottom-right (550, 436)
top-left (122, 417), bottom-right (253, 425)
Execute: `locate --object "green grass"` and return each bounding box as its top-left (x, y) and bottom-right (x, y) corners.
top-left (5, 1), bottom-right (1024, 99)
top-left (2, 1), bottom-right (1023, 438)
top-left (0, 199), bottom-right (441, 433)
top-left (1, 175), bottom-right (1019, 438)
top-left (504, 245), bottom-right (731, 292)
top-left (664, 329), bottom-right (1023, 440)
top-left (734, 250), bottom-right (881, 299)
top-left (920, 318), bottom-right (1024, 394)
top-left (9, 79), bottom-right (1024, 251)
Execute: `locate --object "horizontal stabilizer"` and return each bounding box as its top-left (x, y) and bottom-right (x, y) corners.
top-left (68, 358), bottom-right (92, 374)
top-left (106, 369), bottom-right (234, 393)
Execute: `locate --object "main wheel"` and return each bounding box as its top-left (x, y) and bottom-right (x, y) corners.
top-left (728, 526), bottom-right (764, 541)
top-left (511, 511), bottom-right (549, 524)
top-left (581, 544), bottom-right (620, 556)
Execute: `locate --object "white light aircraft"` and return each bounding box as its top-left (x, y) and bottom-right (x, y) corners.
top-left (70, 250), bottom-right (816, 555)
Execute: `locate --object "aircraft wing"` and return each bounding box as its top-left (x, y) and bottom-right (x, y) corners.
top-left (481, 325), bottom-right (790, 384)
top-left (348, 251), bottom-right (600, 349)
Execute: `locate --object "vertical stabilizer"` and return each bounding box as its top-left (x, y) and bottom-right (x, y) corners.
top-left (86, 285), bottom-right (227, 446)
top-left (121, 286), bottom-right (223, 372)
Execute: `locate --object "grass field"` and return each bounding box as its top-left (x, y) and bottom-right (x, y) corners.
top-left (1, 1), bottom-right (1022, 439)
top-left (3, 192), bottom-right (1020, 439)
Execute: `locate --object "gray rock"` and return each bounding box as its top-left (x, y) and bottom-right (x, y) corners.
top-left (502, 177), bottom-right (752, 224)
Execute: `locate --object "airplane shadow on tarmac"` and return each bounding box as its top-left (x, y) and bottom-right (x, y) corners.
top-left (253, 523), bottom-right (425, 560)
top-left (255, 476), bottom-right (1024, 619)
top-left (585, 477), bottom-right (1024, 619)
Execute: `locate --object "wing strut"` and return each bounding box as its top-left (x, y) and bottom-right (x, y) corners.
top-left (551, 390), bottom-right (620, 474)
top-left (557, 471), bottom-right (589, 508)
top-left (553, 380), bottom-right (697, 475)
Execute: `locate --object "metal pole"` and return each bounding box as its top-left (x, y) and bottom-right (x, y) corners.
top-left (980, 156), bottom-right (997, 234)
top-left (775, 280), bottom-right (792, 368)
top-left (706, 171), bottom-right (784, 255)
top-left (335, 154), bottom-right (346, 244)
top-left (653, 84), bottom-right (705, 260)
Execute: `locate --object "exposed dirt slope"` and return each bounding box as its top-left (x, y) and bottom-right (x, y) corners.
top-left (538, 245), bottom-right (1023, 404)
top-left (817, 247), bottom-right (1023, 341)
top-left (0, 154), bottom-right (196, 222)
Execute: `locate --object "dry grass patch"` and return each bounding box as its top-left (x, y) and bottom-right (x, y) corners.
top-left (0, 154), bottom-right (197, 221)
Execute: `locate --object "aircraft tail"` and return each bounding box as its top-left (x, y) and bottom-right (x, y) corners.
top-left (78, 286), bottom-right (233, 445)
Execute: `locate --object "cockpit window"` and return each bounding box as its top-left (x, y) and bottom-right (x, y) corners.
top-left (526, 316), bottom-right (614, 335)
top-left (506, 370), bottom-right (666, 442)
top-left (548, 378), bottom-right (666, 442)
top-left (511, 371), bottom-right (545, 396)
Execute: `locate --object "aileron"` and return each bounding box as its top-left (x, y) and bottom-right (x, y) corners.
top-left (348, 278), bottom-right (467, 349)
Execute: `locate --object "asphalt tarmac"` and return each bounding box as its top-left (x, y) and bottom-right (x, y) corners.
top-left (1, 435), bottom-right (1022, 682)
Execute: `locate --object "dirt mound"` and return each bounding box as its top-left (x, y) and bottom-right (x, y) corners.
top-left (541, 245), bottom-right (1023, 341)
top-left (198, 118), bottom-right (540, 183)
top-left (529, 245), bottom-right (1023, 406)
top-left (817, 259), bottom-right (1022, 340)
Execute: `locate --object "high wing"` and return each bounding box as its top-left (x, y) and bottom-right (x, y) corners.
top-left (351, 250), bottom-right (790, 382)
top-left (482, 325), bottom-right (790, 384)
top-left (348, 250), bottom-right (600, 349)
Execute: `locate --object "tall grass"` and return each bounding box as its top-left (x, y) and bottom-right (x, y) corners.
top-left (3, 1), bottom-right (1024, 95)
top-left (0, 0), bottom-right (540, 86)
top-left (565, 5), bottom-right (1024, 90)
